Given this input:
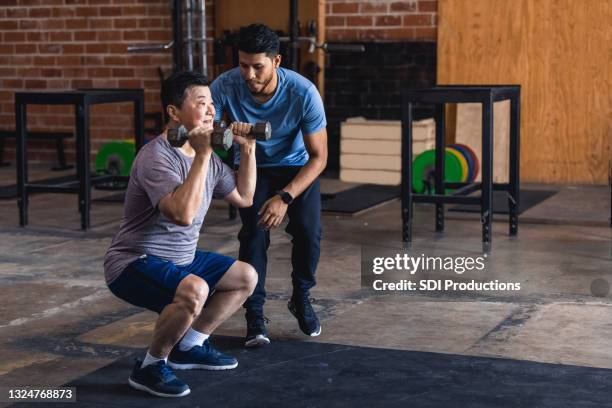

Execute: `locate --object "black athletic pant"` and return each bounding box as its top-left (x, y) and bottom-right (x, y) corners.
top-left (239, 166), bottom-right (321, 316)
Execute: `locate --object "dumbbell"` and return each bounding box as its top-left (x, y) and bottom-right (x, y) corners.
top-left (167, 122), bottom-right (232, 150)
top-left (246, 122), bottom-right (272, 141)
top-left (167, 121), bottom-right (272, 150)
top-left (210, 121), bottom-right (234, 150)
top-left (216, 121), bottom-right (271, 146)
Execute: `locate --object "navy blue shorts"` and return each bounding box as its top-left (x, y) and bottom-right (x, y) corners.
top-left (108, 250), bottom-right (236, 314)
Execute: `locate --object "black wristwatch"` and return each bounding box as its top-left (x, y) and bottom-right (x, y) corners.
top-left (277, 190), bottom-right (294, 205)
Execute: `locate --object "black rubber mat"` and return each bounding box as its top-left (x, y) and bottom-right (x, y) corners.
top-left (97, 185), bottom-right (401, 210)
top-left (0, 176), bottom-right (77, 200)
top-left (93, 188), bottom-right (557, 215)
top-left (322, 184), bottom-right (399, 214)
top-left (449, 189), bottom-right (557, 214)
top-left (13, 337), bottom-right (612, 408)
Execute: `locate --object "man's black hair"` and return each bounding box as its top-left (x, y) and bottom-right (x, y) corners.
top-left (238, 23), bottom-right (280, 57)
top-left (161, 70), bottom-right (209, 123)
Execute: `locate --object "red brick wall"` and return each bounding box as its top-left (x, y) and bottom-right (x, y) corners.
top-left (326, 0), bottom-right (437, 41)
top-left (0, 0), bottom-right (437, 164)
top-left (0, 0), bottom-right (214, 164)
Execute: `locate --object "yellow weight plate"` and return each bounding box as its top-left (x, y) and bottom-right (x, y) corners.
top-left (447, 147), bottom-right (468, 182)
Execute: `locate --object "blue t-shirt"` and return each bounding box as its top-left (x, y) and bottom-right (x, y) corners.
top-left (210, 67), bottom-right (326, 167)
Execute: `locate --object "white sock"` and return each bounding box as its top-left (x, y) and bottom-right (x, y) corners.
top-left (142, 351), bottom-right (167, 368)
top-left (179, 328), bottom-right (210, 351)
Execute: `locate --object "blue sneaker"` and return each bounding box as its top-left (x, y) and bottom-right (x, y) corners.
top-left (168, 339), bottom-right (238, 370)
top-left (128, 359), bottom-right (190, 398)
top-left (288, 294), bottom-right (321, 337)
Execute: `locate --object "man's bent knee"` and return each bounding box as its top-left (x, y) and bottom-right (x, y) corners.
top-left (231, 261), bottom-right (258, 295)
top-left (174, 275), bottom-right (209, 316)
top-left (243, 262), bottom-right (258, 295)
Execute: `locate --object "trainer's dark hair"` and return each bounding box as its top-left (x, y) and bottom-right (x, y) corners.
top-left (238, 23), bottom-right (280, 57)
top-left (161, 70), bottom-right (209, 123)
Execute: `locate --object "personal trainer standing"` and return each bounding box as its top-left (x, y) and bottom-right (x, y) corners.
top-left (210, 23), bottom-right (328, 347)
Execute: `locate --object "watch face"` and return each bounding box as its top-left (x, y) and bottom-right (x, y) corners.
top-left (278, 191), bottom-right (292, 204)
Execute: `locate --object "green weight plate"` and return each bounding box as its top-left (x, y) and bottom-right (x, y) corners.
top-left (95, 141), bottom-right (135, 177)
top-left (214, 148), bottom-right (229, 160)
top-left (412, 149), bottom-right (464, 194)
top-left (447, 147), bottom-right (469, 183)
top-left (454, 143), bottom-right (479, 181)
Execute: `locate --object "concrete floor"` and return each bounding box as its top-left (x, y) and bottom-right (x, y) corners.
top-left (0, 163), bottom-right (610, 406)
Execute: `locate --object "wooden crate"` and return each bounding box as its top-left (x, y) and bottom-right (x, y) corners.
top-left (340, 117), bottom-right (435, 185)
top-left (455, 100), bottom-right (510, 183)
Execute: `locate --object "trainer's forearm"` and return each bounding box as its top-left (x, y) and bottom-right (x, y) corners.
top-left (236, 143), bottom-right (256, 205)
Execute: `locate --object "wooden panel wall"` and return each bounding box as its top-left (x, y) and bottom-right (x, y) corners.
top-left (437, 0), bottom-right (611, 184)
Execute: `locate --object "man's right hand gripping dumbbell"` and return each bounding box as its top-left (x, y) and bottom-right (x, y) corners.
top-left (168, 121), bottom-right (271, 150)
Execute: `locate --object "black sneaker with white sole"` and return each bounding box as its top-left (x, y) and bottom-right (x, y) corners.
top-left (128, 359), bottom-right (190, 398)
top-left (288, 294), bottom-right (321, 337)
top-left (245, 312), bottom-right (271, 348)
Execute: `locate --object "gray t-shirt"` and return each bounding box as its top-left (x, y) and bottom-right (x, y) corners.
top-left (104, 135), bottom-right (236, 285)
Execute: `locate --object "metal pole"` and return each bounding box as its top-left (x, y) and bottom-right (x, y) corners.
top-left (434, 104), bottom-right (445, 232)
top-left (401, 95), bottom-right (413, 246)
top-left (199, 0), bottom-right (207, 76)
top-left (185, 0), bottom-right (194, 71)
top-left (172, 0), bottom-right (183, 72)
top-left (289, 0), bottom-right (299, 71)
top-left (481, 94), bottom-right (494, 253)
top-left (509, 88), bottom-right (520, 236)
top-left (16, 96), bottom-right (28, 226)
